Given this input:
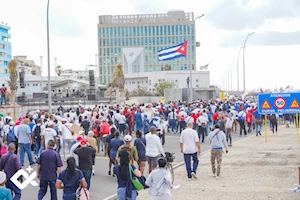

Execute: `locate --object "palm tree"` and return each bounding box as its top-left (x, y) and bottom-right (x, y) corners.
top-left (108, 64), bottom-right (125, 104)
top-left (55, 65), bottom-right (62, 76)
top-left (7, 60), bottom-right (18, 105)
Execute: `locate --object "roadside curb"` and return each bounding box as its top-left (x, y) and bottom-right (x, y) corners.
top-left (102, 133), bottom-right (253, 200)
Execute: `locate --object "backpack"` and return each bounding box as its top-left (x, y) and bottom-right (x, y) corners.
top-left (238, 114), bottom-right (245, 123)
top-left (33, 125), bottom-right (42, 141)
top-left (120, 145), bottom-right (133, 162)
top-left (180, 115), bottom-right (185, 121)
top-left (125, 114), bottom-right (130, 124)
top-left (91, 123), bottom-right (100, 137)
top-left (0, 88), bottom-right (4, 96)
top-left (79, 115), bottom-right (83, 124)
top-left (8, 127), bottom-right (16, 142)
top-left (76, 186), bottom-right (90, 200)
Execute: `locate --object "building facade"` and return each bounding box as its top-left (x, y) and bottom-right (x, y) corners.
top-left (125, 70), bottom-right (210, 92)
top-left (0, 23), bottom-right (12, 77)
top-left (98, 10), bottom-right (197, 85)
top-left (14, 56), bottom-right (42, 76)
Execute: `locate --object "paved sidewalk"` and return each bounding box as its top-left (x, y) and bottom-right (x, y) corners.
top-left (137, 126), bottom-right (300, 200)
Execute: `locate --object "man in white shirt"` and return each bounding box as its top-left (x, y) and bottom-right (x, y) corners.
top-left (180, 123), bottom-right (200, 180)
top-left (41, 121), bottom-right (58, 150)
top-left (225, 113), bottom-right (234, 146)
top-left (196, 114), bottom-right (209, 143)
top-left (238, 109), bottom-right (247, 136)
top-left (207, 124), bottom-right (228, 179)
top-left (145, 126), bottom-right (165, 174)
top-left (59, 119), bottom-right (73, 161)
top-left (168, 109), bottom-right (177, 134)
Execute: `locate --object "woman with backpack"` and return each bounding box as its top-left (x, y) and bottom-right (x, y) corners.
top-left (108, 131), bottom-right (124, 176)
top-left (114, 149), bottom-right (142, 200)
top-left (134, 130), bottom-right (146, 175)
top-left (56, 157), bottom-right (88, 200)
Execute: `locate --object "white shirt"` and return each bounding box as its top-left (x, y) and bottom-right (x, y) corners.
top-left (207, 129), bottom-right (228, 150)
top-left (42, 128), bottom-right (57, 147)
top-left (59, 124), bottom-right (73, 140)
top-left (225, 117), bottom-right (234, 129)
top-left (210, 105), bottom-right (217, 113)
top-left (238, 111), bottom-right (246, 118)
top-left (168, 112), bottom-right (177, 120)
top-left (145, 133), bottom-right (165, 157)
top-left (197, 116), bottom-right (209, 126)
top-left (117, 115), bottom-right (126, 124)
top-left (231, 110), bottom-right (238, 119)
top-left (185, 116), bottom-right (194, 124)
top-left (70, 142), bottom-right (80, 166)
top-left (180, 128), bottom-right (199, 154)
top-left (178, 111), bottom-right (187, 119)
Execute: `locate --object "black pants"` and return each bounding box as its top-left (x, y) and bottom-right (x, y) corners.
top-left (239, 122), bottom-right (247, 136)
top-left (197, 126), bottom-right (206, 142)
top-left (271, 122), bottom-right (278, 133)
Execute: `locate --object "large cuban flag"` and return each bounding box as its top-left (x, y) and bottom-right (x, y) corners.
top-left (158, 41), bottom-right (188, 61)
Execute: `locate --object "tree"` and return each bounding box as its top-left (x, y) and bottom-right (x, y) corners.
top-left (130, 85), bottom-right (151, 96)
top-left (164, 64), bottom-right (171, 71)
top-left (55, 65), bottom-right (62, 76)
top-left (125, 89), bottom-right (130, 100)
top-left (7, 60), bottom-right (18, 105)
top-left (107, 64), bottom-right (125, 104)
top-left (154, 81), bottom-right (176, 96)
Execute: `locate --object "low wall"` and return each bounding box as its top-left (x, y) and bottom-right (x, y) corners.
top-left (126, 96), bottom-right (163, 105)
top-left (164, 88), bottom-right (219, 102)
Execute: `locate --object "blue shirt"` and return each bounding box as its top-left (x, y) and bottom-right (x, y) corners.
top-left (17, 124), bottom-right (31, 144)
top-left (37, 148), bottom-right (63, 180)
top-left (253, 111), bottom-right (261, 119)
top-left (134, 113), bottom-right (142, 124)
top-left (134, 138), bottom-right (146, 153)
top-left (113, 164), bottom-right (136, 188)
top-left (57, 169), bottom-right (85, 194)
top-left (109, 138), bottom-right (124, 154)
top-left (0, 187), bottom-right (12, 200)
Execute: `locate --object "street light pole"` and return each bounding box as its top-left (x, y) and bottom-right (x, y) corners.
top-left (236, 47), bottom-right (243, 92)
top-left (243, 32), bottom-right (254, 93)
top-left (47, 0), bottom-right (52, 114)
top-left (190, 13), bottom-right (205, 102)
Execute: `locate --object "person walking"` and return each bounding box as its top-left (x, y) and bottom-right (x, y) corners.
top-left (59, 119), bottom-right (73, 161)
top-left (6, 121), bottom-right (18, 154)
top-left (0, 84), bottom-right (7, 106)
top-left (114, 149), bottom-right (142, 200)
top-left (0, 143), bottom-right (22, 200)
top-left (207, 124), bottom-right (229, 179)
top-left (168, 109), bottom-right (177, 134)
top-left (238, 108), bottom-right (247, 136)
top-left (180, 123), bottom-right (200, 180)
top-left (270, 114), bottom-right (278, 134)
top-left (117, 135), bottom-right (138, 165)
top-left (41, 121), bottom-right (58, 151)
top-left (37, 140), bottom-right (63, 200)
top-left (108, 131), bottom-right (124, 176)
top-left (80, 116), bottom-right (90, 135)
top-left (134, 109), bottom-right (143, 132)
top-left (225, 113), bottom-right (234, 146)
top-left (74, 139), bottom-right (96, 190)
top-left (100, 119), bottom-right (110, 152)
top-left (253, 108), bottom-right (263, 136)
top-left (134, 130), bottom-right (147, 175)
top-left (56, 157), bottom-right (87, 200)
top-left (69, 136), bottom-right (83, 167)
top-left (146, 157), bottom-right (172, 200)
top-left (17, 119), bottom-right (35, 166)
top-left (32, 119), bottom-right (44, 159)
top-left (86, 131), bottom-right (98, 176)
top-left (196, 113), bottom-right (209, 143)
top-left (145, 127), bottom-right (165, 174)
top-left (0, 171), bottom-right (12, 200)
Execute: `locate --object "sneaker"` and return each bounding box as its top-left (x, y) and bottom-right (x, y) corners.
top-left (187, 178), bottom-right (192, 181)
top-left (216, 176), bottom-right (220, 180)
top-left (191, 172), bottom-right (197, 179)
top-left (108, 171), bottom-right (111, 176)
top-left (228, 144), bottom-right (232, 147)
top-left (30, 162), bottom-right (36, 165)
top-left (34, 155), bottom-right (37, 160)
top-left (213, 172), bottom-right (216, 177)
top-left (92, 170), bottom-right (95, 176)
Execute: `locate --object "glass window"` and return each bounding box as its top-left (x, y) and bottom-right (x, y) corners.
top-left (152, 26), bottom-right (155, 36)
top-left (141, 26), bottom-right (144, 36)
top-left (133, 27), bottom-right (136, 36)
top-left (156, 26), bottom-right (159, 36)
top-left (133, 38), bottom-right (136, 45)
top-left (122, 27), bottom-right (124, 36)
top-left (172, 25), bottom-right (174, 35)
top-left (187, 26), bottom-right (191, 34)
top-left (126, 38), bottom-right (129, 46)
top-left (130, 38), bottom-right (132, 46)
top-left (137, 26), bottom-right (140, 36)
top-left (114, 38), bottom-right (117, 46)
top-left (104, 76), bottom-right (106, 83)
top-left (180, 25), bottom-right (182, 35)
top-left (175, 25), bottom-right (178, 35)
top-left (110, 28), bottom-right (113, 37)
top-left (117, 27), bottom-right (120, 37)
top-left (160, 26), bottom-right (163, 35)
top-left (118, 38), bottom-right (121, 46)
top-left (168, 26), bottom-right (171, 35)
top-left (141, 38), bottom-right (144, 45)
top-left (122, 38), bottom-right (125, 46)
top-left (126, 27), bottom-right (129, 36)
top-left (129, 27), bottom-right (132, 36)
top-left (183, 25), bottom-right (186, 35)
top-left (164, 26), bottom-right (167, 35)
top-left (100, 77), bottom-right (103, 83)
top-left (144, 26), bottom-right (147, 36)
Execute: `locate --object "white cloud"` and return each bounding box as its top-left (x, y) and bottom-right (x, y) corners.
top-left (0, 0), bottom-right (299, 90)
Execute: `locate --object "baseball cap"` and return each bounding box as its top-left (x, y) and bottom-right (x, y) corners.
top-left (81, 140), bottom-right (87, 145)
top-left (0, 171), bottom-right (6, 184)
top-left (76, 136), bottom-right (83, 141)
top-left (124, 134), bottom-right (132, 142)
top-left (10, 121), bottom-right (15, 126)
top-left (61, 118), bottom-right (67, 122)
top-left (47, 121), bottom-right (55, 127)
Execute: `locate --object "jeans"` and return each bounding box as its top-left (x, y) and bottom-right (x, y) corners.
top-left (247, 123), bottom-right (252, 133)
top-left (179, 121), bottom-right (186, 134)
top-left (62, 193), bottom-right (76, 200)
top-left (183, 153), bottom-right (199, 178)
top-left (19, 143), bottom-right (34, 165)
top-left (239, 122), bottom-right (247, 136)
top-left (0, 95), bottom-right (6, 105)
top-left (63, 139), bottom-right (73, 159)
top-left (38, 180), bottom-right (57, 200)
top-left (197, 126), bottom-right (206, 142)
top-left (119, 124), bottom-right (126, 136)
top-left (56, 138), bottom-right (61, 153)
top-left (6, 179), bottom-right (21, 200)
top-left (256, 123), bottom-right (262, 135)
top-left (226, 128), bottom-right (232, 145)
top-left (81, 169), bottom-right (92, 190)
top-left (34, 141), bottom-right (41, 157)
top-left (117, 188), bottom-right (137, 200)
top-left (271, 122), bottom-right (278, 133)
top-left (169, 119), bottom-right (177, 132)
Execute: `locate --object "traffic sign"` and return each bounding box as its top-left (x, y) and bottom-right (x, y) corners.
top-left (258, 92), bottom-right (300, 114)
top-left (274, 97), bottom-right (286, 109)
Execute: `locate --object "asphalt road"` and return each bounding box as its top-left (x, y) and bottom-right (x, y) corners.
top-left (18, 129), bottom-right (244, 200)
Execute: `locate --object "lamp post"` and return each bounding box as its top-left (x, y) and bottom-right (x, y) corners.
top-left (190, 13), bottom-right (205, 102)
top-left (236, 46), bottom-right (243, 92)
top-left (243, 32), bottom-right (254, 93)
top-left (47, 0), bottom-right (52, 114)
top-left (230, 60), bottom-right (236, 91)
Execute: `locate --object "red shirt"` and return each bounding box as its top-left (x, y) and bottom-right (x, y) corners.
top-left (212, 113), bottom-right (218, 121)
top-left (192, 115), bottom-right (198, 123)
top-left (246, 113), bottom-right (253, 123)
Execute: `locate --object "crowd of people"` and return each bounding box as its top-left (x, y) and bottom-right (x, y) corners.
top-left (0, 98), bottom-right (296, 199)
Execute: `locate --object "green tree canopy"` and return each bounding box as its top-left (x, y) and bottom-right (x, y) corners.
top-left (154, 81), bottom-right (176, 96)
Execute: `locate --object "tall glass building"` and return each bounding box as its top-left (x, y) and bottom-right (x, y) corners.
top-left (0, 23), bottom-right (11, 77)
top-left (98, 10), bottom-right (196, 85)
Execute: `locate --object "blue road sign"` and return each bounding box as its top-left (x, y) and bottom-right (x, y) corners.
top-left (258, 92), bottom-right (300, 114)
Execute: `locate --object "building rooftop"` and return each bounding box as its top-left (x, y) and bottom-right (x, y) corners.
top-left (0, 22), bottom-right (10, 30)
top-left (98, 10), bottom-right (194, 25)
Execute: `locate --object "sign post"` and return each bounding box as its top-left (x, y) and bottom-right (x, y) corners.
top-left (258, 92), bottom-right (300, 142)
top-left (264, 114), bottom-right (268, 142)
